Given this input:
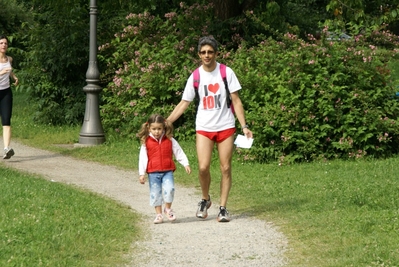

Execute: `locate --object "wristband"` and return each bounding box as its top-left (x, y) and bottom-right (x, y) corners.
top-left (242, 124), bottom-right (249, 129)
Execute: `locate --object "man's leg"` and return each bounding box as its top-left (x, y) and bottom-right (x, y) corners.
top-left (195, 133), bottom-right (214, 218)
top-left (196, 133), bottom-right (214, 200)
top-left (216, 135), bottom-right (234, 207)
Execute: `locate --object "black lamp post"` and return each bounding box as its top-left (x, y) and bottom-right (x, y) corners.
top-left (79, 0), bottom-right (105, 145)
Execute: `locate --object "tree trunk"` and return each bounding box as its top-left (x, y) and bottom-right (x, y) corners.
top-left (211, 0), bottom-right (242, 20)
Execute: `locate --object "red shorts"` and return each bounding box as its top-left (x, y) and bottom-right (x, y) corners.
top-left (196, 128), bottom-right (236, 143)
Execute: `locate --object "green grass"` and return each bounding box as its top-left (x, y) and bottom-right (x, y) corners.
top-left (0, 168), bottom-right (142, 266)
top-left (0, 91), bottom-right (144, 266)
top-left (230, 160), bottom-right (399, 266)
top-left (6, 90), bottom-right (399, 266)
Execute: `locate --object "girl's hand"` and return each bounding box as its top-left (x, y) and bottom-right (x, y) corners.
top-left (139, 175), bottom-right (146, 184)
top-left (185, 166), bottom-right (191, 174)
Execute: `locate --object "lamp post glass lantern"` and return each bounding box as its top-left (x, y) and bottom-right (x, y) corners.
top-left (79, 0), bottom-right (105, 145)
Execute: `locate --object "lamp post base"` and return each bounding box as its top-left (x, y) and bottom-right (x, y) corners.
top-left (78, 135), bottom-right (105, 146)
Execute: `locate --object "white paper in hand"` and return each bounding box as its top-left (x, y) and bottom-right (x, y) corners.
top-left (234, 134), bottom-right (254, 149)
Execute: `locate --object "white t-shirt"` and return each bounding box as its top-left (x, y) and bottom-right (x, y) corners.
top-left (182, 63), bottom-right (241, 132)
top-left (0, 58), bottom-right (11, 90)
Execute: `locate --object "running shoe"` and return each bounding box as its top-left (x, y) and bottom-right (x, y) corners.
top-left (153, 214), bottom-right (163, 224)
top-left (3, 148), bottom-right (14, 159)
top-left (164, 208), bottom-right (176, 221)
top-left (196, 195), bottom-right (212, 219)
top-left (217, 206), bottom-right (230, 222)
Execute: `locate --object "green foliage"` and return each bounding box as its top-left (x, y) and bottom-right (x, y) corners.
top-left (326, 0), bottom-right (399, 34)
top-left (14, 0), bottom-right (208, 127)
top-left (0, 0), bottom-right (34, 69)
top-left (0, 0), bottom-right (29, 37)
top-left (16, 2), bottom-right (89, 125)
top-left (228, 30), bottom-right (399, 163)
top-left (14, 0), bottom-right (166, 126)
top-left (99, 3), bottom-right (217, 139)
top-left (8, 0), bottom-right (399, 162)
top-left (102, 6), bottom-right (399, 162)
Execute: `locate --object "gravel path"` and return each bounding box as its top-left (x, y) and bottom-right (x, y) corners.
top-left (1, 140), bottom-right (288, 266)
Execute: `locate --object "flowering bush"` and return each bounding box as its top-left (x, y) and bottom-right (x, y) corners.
top-left (228, 28), bottom-right (399, 163)
top-left (99, 3), bottom-right (216, 139)
top-left (100, 5), bottom-right (399, 162)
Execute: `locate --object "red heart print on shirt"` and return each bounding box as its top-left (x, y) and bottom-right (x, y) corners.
top-left (208, 83), bottom-right (220, 94)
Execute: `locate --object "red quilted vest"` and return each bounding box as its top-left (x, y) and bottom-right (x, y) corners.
top-left (145, 136), bottom-right (176, 173)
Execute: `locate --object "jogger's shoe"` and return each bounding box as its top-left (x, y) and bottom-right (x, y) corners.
top-left (153, 214), bottom-right (163, 224)
top-left (3, 148), bottom-right (14, 159)
top-left (164, 208), bottom-right (176, 221)
top-left (196, 195), bottom-right (212, 219)
top-left (217, 206), bottom-right (230, 222)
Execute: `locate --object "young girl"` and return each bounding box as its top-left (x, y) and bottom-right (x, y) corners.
top-left (138, 114), bottom-right (191, 224)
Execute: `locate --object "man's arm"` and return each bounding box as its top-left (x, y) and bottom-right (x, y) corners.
top-left (167, 100), bottom-right (190, 123)
top-left (231, 92), bottom-right (253, 138)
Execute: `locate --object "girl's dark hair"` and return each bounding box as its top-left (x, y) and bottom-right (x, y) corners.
top-left (137, 114), bottom-right (174, 144)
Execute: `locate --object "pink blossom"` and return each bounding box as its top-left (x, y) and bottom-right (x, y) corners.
top-left (165, 12), bottom-right (177, 20)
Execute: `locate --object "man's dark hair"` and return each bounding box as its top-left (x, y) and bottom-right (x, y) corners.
top-left (197, 36), bottom-right (218, 52)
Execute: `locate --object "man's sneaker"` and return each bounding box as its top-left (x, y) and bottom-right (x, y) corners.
top-left (153, 214), bottom-right (163, 224)
top-left (196, 196), bottom-right (212, 219)
top-left (164, 208), bottom-right (176, 221)
top-left (3, 148), bottom-right (14, 159)
top-left (217, 206), bottom-right (230, 222)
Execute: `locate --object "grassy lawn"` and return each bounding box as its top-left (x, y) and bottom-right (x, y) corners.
top-left (0, 168), bottom-right (142, 267)
top-left (4, 90), bottom-right (399, 266)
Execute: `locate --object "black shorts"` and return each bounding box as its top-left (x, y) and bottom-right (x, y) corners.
top-left (0, 87), bottom-right (13, 126)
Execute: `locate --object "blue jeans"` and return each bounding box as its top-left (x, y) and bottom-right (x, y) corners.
top-left (148, 171), bottom-right (175, 207)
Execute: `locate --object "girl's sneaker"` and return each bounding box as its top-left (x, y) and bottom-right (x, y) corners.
top-left (153, 214), bottom-right (163, 224)
top-left (163, 208), bottom-right (176, 221)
